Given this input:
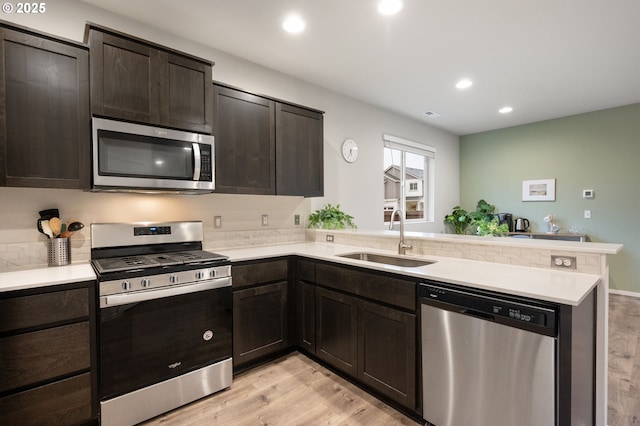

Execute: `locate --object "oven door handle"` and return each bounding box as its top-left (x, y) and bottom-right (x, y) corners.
top-left (100, 277), bottom-right (231, 308)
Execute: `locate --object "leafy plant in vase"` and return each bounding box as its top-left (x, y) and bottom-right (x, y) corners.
top-left (308, 204), bottom-right (357, 229)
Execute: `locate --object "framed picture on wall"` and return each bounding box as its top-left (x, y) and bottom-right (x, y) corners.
top-left (522, 178), bottom-right (556, 201)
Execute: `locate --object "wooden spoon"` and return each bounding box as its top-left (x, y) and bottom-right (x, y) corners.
top-left (49, 217), bottom-right (62, 237)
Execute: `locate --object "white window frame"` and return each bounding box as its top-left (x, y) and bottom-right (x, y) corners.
top-left (383, 133), bottom-right (435, 223)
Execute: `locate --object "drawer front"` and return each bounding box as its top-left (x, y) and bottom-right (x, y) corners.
top-left (0, 372), bottom-right (92, 426)
top-left (232, 259), bottom-right (288, 289)
top-left (0, 322), bottom-right (90, 393)
top-left (0, 287), bottom-right (89, 333)
top-left (297, 259), bottom-right (316, 283)
top-left (315, 263), bottom-right (416, 311)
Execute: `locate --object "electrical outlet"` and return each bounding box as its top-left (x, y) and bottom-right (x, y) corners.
top-left (262, 214), bottom-right (269, 226)
top-left (551, 255), bottom-right (577, 270)
top-left (214, 216), bottom-right (222, 229)
top-left (326, 234), bottom-right (334, 242)
top-left (295, 214), bottom-right (300, 225)
top-left (584, 210), bottom-right (591, 219)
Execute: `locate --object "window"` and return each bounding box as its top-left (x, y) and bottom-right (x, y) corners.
top-left (383, 134), bottom-right (435, 223)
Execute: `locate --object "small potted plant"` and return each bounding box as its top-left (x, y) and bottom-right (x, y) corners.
top-left (308, 204), bottom-right (357, 229)
top-left (444, 206), bottom-right (470, 234)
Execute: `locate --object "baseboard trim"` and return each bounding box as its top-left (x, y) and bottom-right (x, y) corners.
top-left (609, 289), bottom-right (640, 299)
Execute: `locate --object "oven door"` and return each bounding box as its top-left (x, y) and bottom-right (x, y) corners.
top-left (99, 280), bottom-right (231, 400)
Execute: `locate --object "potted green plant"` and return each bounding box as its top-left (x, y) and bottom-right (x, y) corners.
top-left (444, 206), bottom-right (470, 234)
top-left (468, 199), bottom-right (509, 236)
top-left (308, 204), bottom-right (357, 229)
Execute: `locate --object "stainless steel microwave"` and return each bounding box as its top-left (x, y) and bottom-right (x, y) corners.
top-left (91, 117), bottom-right (215, 193)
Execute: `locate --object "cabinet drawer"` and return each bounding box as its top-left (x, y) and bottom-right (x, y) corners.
top-left (0, 372), bottom-right (92, 426)
top-left (0, 288), bottom-right (89, 333)
top-left (0, 322), bottom-right (90, 393)
top-left (315, 263), bottom-right (416, 311)
top-left (297, 259), bottom-right (316, 283)
top-left (233, 259), bottom-right (288, 289)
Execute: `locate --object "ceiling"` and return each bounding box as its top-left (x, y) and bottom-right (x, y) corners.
top-left (82, 0), bottom-right (640, 135)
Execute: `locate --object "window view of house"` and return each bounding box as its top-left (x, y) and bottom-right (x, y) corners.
top-left (383, 147), bottom-right (427, 222)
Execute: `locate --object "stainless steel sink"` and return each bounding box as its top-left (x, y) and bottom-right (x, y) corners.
top-left (337, 252), bottom-right (434, 268)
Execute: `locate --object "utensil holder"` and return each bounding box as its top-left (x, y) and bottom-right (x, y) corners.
top-left (48, 238), bottom-right (70, 266)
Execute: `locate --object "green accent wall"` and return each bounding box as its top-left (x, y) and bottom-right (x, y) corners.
top-left (460, 103), bottom-right (640, 293)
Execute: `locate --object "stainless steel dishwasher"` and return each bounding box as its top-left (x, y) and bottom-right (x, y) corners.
top-left (420, 282), bottom-right (558, 426)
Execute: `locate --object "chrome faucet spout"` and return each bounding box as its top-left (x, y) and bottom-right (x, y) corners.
top-left (389, 209), bottom-right (412, 255)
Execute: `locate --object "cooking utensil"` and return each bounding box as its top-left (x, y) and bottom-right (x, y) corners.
top-left (67, 221), bottom-right (84, 232)
top-left (38, 208), bottom-right (59, 220)
top-left (49, 217), bottom-right (62, 237)
top-left (41, 220), bottom-right (54, 239)
top-left (59, 230), bottom-right (73, 238)
top-left (37, 219), bottom-right (50, 238)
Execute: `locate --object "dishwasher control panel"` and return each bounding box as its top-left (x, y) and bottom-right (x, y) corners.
top-left (420, 283), bottom-right (557, 334)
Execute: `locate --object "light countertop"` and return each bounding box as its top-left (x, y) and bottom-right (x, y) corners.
top-left (0, 263), bottom-right (96, 293)
top-left (0, 243), bottom-right (601, 306)
top-left (217, 242), bottom-right (602, 306)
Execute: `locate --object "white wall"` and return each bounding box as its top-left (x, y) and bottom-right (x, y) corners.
top-left (2, 0), bottom-right (459, 234)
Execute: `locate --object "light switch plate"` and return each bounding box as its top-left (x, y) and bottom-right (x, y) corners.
top-left (262, 214), bottom-right (269, 226)
top-left (214, 216), bottom-right (222, 228)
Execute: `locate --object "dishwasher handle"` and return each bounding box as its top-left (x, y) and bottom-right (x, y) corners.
top-left (460, 308), bottom-right (494, 321)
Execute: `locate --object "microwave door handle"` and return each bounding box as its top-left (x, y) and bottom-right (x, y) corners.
top-left (192, 142), bottom-right (201, 180)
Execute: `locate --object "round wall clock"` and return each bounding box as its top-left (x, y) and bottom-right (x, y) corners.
top-left (342, 139), bottom-right (359, 163)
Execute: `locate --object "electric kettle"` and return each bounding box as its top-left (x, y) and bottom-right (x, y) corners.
top-left (515, 217), bottom-right (530, 232)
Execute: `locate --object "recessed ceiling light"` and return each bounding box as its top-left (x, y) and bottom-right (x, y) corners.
top-left (282, 14), bottom-right (306, 34)
top-left (455, 79), bottom-right (473, 89)
top-left (377, 0), bottom-right (403, 16)
top-left (499, 106), bottom-right (514, 114)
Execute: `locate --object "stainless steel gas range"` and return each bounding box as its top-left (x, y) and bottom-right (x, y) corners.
top-left (90, 221), bottom-right (232, 426)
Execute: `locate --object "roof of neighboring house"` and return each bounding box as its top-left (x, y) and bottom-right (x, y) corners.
top-left (383, 165), bottom-right (424, 181)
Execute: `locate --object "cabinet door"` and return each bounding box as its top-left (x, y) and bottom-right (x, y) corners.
top-left (88, 28), bottom-right (213, 133)
top-left (275, 103), bottom-right (323, 197)
top-left (233, 281), bottom-right (288, 368)
top-left (0, 28), bottom-right (90, 188)
top-left (296, 280), bottom-right (316, 353)
top-left (160, 52), bottom-right (213, 134)
top-left (213, 85), bottom-right (275, 194)
top-left (316, 287), bottom-right (357, 376)
top-left (358, 300), bottom-right (416, 409)
top-left (88, 29), bottom-right (160, 124)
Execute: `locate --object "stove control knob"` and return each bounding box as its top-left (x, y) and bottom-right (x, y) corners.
top-left (121, 280), bottom-right (131, 291)
top-left (195, 271), bottom-right (205, 280)
top-left (170, 275), bottom-right (179, 284)
top-left (141, 278), bottom-right (151, 288)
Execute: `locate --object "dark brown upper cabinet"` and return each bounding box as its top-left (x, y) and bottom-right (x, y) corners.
top-left (86, 23), bottom-right (213, 134)
top-left (213, 85), bottom-right (276, 194)
top-left (276, 102), bottom-right (324, 197)
top-left (213, 83), bottom-right (324, 197)
top-left (0, 23), bottom-right (90, 189)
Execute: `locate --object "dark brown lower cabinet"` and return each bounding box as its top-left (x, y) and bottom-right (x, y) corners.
top-left (316, 287), bottom-right (358, 377)
top-left (233, 281), bottom-right (288, 368)
top-left (0, 281), bottom-right (96, 425)
top-left (358, 300), bottom-right (416, 409)
top-left (295, 280), bottom-right (316, 353)
top-left (0, 373), bottom-right (92, 426)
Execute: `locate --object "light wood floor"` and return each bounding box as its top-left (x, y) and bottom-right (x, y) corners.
top-left (608, 293), bottom-right (640, 425)
top-left (143, 353), bottom-right (418, 425)
top-left (144, 294), bottom-right (640, 426)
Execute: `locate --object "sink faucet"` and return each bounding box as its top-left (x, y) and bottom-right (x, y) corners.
top-left (389, 209), bottom-right (412, 255)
